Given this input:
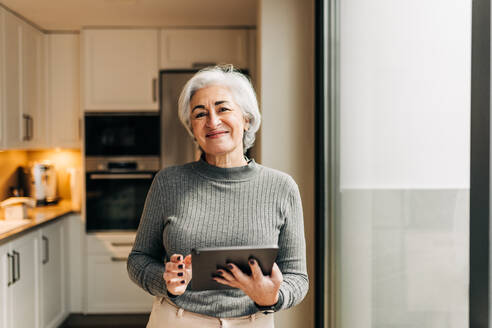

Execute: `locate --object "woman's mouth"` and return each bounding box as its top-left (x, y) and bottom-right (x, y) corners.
top-left (206, 131), bottom-right (229, 138)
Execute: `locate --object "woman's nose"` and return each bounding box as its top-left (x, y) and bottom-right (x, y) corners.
top-left (206, 111), bottom-right (220, 128)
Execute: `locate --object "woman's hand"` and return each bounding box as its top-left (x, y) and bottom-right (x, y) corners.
top-left (213, 259), bottom-right (283, 306)
top-left (163, 254), bottom-right (192, 296)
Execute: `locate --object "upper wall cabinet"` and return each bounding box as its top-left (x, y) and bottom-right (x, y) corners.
top-left (2, 9), bottom-right (45, 150)
top-left (83, 29), bottom-right (159, 112)
top-left (160, 29), bottom-right (249, 69)
top-left (46, 34), bottom-right (81, 148)
top-left (0, 11), bottom-right (4, 150)
top-left (21, 23), bottom-right (46, 147)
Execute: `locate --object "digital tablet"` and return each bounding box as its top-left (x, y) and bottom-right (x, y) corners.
top-left (191, 245), bottom-right (279, 291)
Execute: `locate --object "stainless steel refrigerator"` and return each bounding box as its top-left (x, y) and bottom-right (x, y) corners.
top-left (160, 71), bottom-right (199, 169)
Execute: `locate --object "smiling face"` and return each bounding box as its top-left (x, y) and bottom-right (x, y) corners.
top-left (190, 85), bottom-right (249, 161)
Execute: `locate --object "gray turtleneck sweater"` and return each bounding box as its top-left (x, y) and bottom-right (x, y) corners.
top-left (127, 158), bottom-right (308, 318)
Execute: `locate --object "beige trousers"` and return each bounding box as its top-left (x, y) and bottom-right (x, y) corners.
top-left (146, 296), bottom-right (275, 328)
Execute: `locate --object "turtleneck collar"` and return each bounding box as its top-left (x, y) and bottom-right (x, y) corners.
top-left (191, 155), bottom-right (259, 181)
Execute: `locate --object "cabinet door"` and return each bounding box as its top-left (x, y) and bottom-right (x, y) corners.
top-left (87, 254), bottom-right (153, 313)
top-left (3, 10), bottom-right (45, 149)
top-left (0, 244), bottom-right (9, 328)
top-left (46, 34), bottom-right (81, 148)
top-left (40, 222), bottom-right (65, 328)
top-left (9, 232), bottom-right (39, 328)
top-left (160, 29), bottom-right (249, 69)
top-left (21, 23), bottom-right (45, 148)
top-left (3, 11), bottom-right (23, 148)
top-left (0, 10), bottom-right (5, 150)
top-left (83, 29), bottom-right (159, 111)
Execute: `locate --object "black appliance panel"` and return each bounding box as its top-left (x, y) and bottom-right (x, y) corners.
top-left (85, 171), bottom-right (155, 231)
top-left (85, 114), bottom-right (160, 156)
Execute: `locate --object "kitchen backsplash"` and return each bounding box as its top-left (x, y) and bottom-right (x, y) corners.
top-left (0, 149), bottom-right (82, 202)
top-left (0, 151), bottom-right (28, 201)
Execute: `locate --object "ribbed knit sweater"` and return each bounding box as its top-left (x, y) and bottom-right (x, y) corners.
top-left (127, 158), bottom-right (308, 318)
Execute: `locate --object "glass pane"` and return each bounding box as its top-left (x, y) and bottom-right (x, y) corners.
top-left (337, 0), bottom-right (471, 327)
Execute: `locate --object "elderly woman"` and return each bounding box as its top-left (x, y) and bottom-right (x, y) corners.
top-left (127, 65), bottom-right (308, 327)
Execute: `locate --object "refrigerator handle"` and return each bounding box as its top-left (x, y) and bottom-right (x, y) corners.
top-left (152, 78), bottom-right (157, 103)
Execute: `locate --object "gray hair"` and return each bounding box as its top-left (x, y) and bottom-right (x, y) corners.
top-left (178, 65), bottom-right (261, 153)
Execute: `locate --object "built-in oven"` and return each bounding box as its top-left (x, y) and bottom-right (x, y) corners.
top-left (85, 113), bottom-right (160, 157)
top-left (85, 157), bottom-right (160, 232)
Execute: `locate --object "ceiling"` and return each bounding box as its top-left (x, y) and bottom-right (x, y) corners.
top-left (0, 0), bottom-right (257, 31)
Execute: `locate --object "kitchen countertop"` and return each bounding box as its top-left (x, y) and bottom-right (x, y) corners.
top-left (0, 200), bottom-right (77, 246)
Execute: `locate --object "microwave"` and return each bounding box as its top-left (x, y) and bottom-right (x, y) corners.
top-left (85, 113), bottom-right (160, 157)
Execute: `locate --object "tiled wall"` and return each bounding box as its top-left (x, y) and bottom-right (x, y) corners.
top-left (0, 150), bottom-right (28, 201)
top-left (0, 149), bottom-right (81, 202)
top-left (338, 189), bottom-right (469, 328)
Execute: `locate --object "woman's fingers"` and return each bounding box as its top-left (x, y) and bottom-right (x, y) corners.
top-left (216, 269), bottom-right (235, 281)
top-left (270, 263), bottom-right (283, 285)
top-left (248, 258), bottom-right (264, 280)
top-left (214, 276), bottom-right (237, 287)
top-left (165, 261), bottom-right (185, 272)
top-left (164, 270), bottom-right (185, 281)
top-left (184, 254), bottom-right (192, 265)
top-left (170, 254), bottom-right (184, 263)
top-left (166, 278), bottom-right (187, 295)
top-left (226, 263), bottom-right (249, 283)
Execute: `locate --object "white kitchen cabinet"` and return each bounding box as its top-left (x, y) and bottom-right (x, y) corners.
top-left (83, 29), bottom-right (159, 112)
top-left (2, 8), bottom-right (45, 150)
top-left (3, 10), bottom-right (23, 149)
top-left (21, 22), bottom-right (46, 148)
top-left (160, 29), bottom-right (249, 69)
top-left (0, 11), bottom-right (5, 149)
top-left (39, 220), bottom-right (66, 328)
top-left (0, 243), bottom-right (8, 328)
top-left (45, 34), bottom-right (81, 148)
top-left (0, 217), bottom-right (70, 328)
top-left (65, 214), bottom-right (84, 313)
top-left (7, 231), bottom-right (40, 328)
top-left (86, 233), bottom-right (153, 313)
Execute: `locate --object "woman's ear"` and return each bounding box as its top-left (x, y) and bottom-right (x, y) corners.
top-left (244, 118), bottom-right (250, 131)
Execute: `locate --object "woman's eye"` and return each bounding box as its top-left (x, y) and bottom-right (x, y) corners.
top-left (219, 107), bottom-right (230, 112)
top-left (195, 112), bottom-right (206, 118)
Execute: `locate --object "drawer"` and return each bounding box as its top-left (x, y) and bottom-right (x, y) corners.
top-left (86, 233), bottom-right (136, 255)
top-left (86, 254), bottom-right (154, 313)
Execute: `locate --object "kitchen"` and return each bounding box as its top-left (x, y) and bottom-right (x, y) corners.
top-left (0, 1), bottom-right (315, 328)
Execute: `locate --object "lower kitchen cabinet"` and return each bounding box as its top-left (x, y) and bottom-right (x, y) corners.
top-left (6, 230), bottom-right (40, 328)
top-left (0, 218), bottom-right (69, 328)
top-left (87, 255), bottom-right (154, 313)
top-left (39, 220), bottom-right (66, 328)
top-left (0, 243), bottom-right (8, 327)
top-left (86, 234), bottom-right (154, 313)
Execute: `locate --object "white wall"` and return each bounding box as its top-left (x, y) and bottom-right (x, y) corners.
top-left (258, 0), bottom-right (315, 327)
top-left (340, 0), bottom-right (471, 189)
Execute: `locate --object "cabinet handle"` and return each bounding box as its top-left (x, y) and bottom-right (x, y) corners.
top-left (111, 257), bottom-right (128, 262)
top-left (42, 235), bottom-right (49, 264)
top-left (152, 78), bottom-right (157, 103)
top-left (7, 253), bottom-right (13, 286)
top-left (192, 62), bottom-right (217, 69)
top-left (12, 250), bottom-right (20, 283)
top-left (29, 115), bottom-right (34, 141)
top-left (22, 114), bottom-right (29, 141)
top-left (78, 118), bottom-right (82, 140)
top-left (111, 242), bottom-right (133, 247)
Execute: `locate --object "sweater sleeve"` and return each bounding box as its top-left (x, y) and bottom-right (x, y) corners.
top-left (127, 172), bottom-right (168, 296)
top-left (274, 179), bottom-right (309, 311)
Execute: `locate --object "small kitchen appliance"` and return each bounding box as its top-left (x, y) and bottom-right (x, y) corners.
top-left (21, 162), bottom-right (58, 206)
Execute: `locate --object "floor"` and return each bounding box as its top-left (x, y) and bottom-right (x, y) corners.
top-left (59, 314), bottom-right (150, 328)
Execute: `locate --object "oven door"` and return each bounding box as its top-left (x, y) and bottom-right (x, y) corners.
top-left (85, 171), bottom-right (156, 232)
